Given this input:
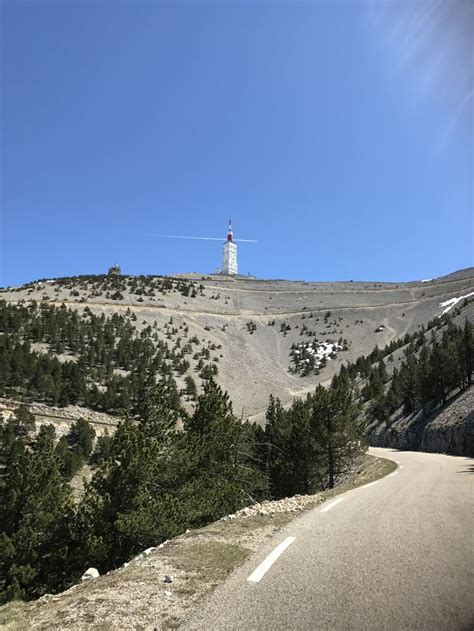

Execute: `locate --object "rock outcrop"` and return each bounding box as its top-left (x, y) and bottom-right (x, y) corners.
top-left (81, 568), bottom-right (100, 581)
top-left (0, 398), bottom-right (119, 437)
top-left (367, 386), bottom-right (474, 457)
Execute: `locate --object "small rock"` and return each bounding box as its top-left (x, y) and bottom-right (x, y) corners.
top-left (40, 594), bottom-right (52, 601)
top-left (143, 547), bottom-right (155, 555)
top-left (163, 575), bottom-right (173, 584)
top-left (164, 590), bottom-right (173, 598)
top-left (81, 567), bottom-right (99, 581)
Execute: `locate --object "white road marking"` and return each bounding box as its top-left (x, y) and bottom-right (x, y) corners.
top-left (395, 460), bottom-right (401, 465)
top-left (320, 497), bottom-right (345, 513)
top-left (361, 480), bottom-right (380, 488)
top-left (388, 471), bottom-right (399, 477)
top-left (247, 537), bottom-right (296, 583)
top-left (399, 465), bottom-right (404, 469)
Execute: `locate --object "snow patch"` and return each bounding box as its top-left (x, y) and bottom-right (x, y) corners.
top-left (290, 339), bottom-right (343, 375)
top-left (439, 292), bottom-right (474, 314)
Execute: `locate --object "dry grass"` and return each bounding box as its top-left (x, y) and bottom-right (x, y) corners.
top-left (323, 454), bottom-right (397, 499)
top-left (172, 541), bottom-right (250, 584)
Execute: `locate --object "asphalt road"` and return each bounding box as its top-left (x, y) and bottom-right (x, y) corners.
top-left (185, 448), bottom-right (474, 631)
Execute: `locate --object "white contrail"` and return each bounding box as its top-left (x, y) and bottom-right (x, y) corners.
top-left (140, 233), bottom-right (258, 243)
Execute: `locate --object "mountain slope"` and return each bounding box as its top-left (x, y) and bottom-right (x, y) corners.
top-left (1, 268), bottom-right (473, 420)
top-left (368, 386), bottom-right (473, 456)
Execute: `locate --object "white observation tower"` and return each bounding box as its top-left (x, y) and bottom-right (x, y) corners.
top-left (148, 219), bottom-right (256, 274)
top-left (222, 220), bottom-right (238, 275)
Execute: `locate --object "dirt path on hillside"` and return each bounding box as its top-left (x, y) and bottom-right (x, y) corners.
top-left (4, 296), bottom-right (449, 319)
top-left (199, 274), bottom-right (474, 294)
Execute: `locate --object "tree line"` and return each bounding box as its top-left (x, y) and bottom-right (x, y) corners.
top-left (5, 274), bottom-right (201, 299)
top-left (358, 319), bottom-right (473, 424)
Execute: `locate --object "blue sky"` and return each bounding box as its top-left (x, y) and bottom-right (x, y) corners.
top-left (1, 0), bottom-right (472, 286)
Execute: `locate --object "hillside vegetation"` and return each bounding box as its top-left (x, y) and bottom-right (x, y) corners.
top-left (0, 269), bottom-right (473, 607)
top-left (2, 268), bottom-right (473, 417)
top-left (0, 373), bottom-right (365, 603)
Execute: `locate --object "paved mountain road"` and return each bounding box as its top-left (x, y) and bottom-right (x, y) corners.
top-left (184, 448), bottom-right (474, 631)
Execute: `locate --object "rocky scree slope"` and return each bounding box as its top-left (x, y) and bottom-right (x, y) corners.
top-left (359, 296), bottom-right (474, 456)
top-left (367, 386), bottom-right (474, 456)
top-left (2, 268), bottom-right (473, 422)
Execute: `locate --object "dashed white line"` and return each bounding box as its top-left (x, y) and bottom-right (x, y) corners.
top-left (320, 497), bottom-right (345, 513)
top-left (361, 480), bottom-right (380, 489)
top-left (248, 462), bottom-right (403, 583)
top-left (247, 537), bottom-right (296, 583)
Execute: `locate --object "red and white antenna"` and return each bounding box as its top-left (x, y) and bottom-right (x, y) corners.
top-left (227, 220), bottom-right (233, 242)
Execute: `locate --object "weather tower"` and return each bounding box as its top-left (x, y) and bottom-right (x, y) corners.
top-left (222, 220), bottom-right (238, 275)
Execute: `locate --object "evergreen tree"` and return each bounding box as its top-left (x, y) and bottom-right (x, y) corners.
top-left (75, 378), bottom-right (265, 571)
top-left (285, 397), bottom-right (319, 495)
top-left (182, 378), bottom-right (265, 520)
top-left (55, 419), bottom-right (96, 480)
top-left (400, 354), bottom-right (420, 414)
top-left (10, 405), bottom-right (36, 438)
top-left (429, 339), bottom-right (452, 406)
top-left (461, 319), bottom-right (473, 387)
top-left (184, 378), bottom-right (232, 438)
top-left (90, 434), bottom-right (113, 465)
top-left (312, 378), bottom-right (364, 489)
top-left (0, 424), bottom-right (74, 602)
top-left (136, 378), bottom-right (182, 440)
top-left (259, 376), bottom-right (365, 496)
top-left (184, 374), bottom-right (198, 398)
top-left (67, 418), bottom-right (96, 461)
top-left (417, 345), bottom-right (432, 418)
top-left (258, 395), bottom-right (288, 496)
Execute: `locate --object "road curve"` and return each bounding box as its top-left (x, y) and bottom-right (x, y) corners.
top-left (184, 448), bottom-right (474, 631)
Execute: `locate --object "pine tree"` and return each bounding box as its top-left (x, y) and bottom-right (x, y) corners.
top-left (312, 378), bottom-right (364, 489)
top-left (429, 339), bottom-right (452, 406)
top-left (184, 374), bottom-right (197, 398)
top-left (259, 395), bottom-right (287, 494)
top-left (285, 397), bottom-right (319, 495)
top-left (0, 423), bottom-right (74, 603)
top-left (11, 405), bottom-right (36, 438)
top-left (184, 378), bottom-right (232, 438)
top-left (461, 319), bottom-right (473, 387)
top-left (67, 418), bottom-right (96, 461)
top-left (136, 378), bottom-right (181, 440)
top-left (90, 434), bottom-right (113, 465)
top-left (183, 378), bottom-right (265, 518)
top-left (417, 345), bottom-right (432, 418)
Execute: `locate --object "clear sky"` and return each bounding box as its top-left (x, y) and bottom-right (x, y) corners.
top-left (1, 0), bottom-right (472, 286)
